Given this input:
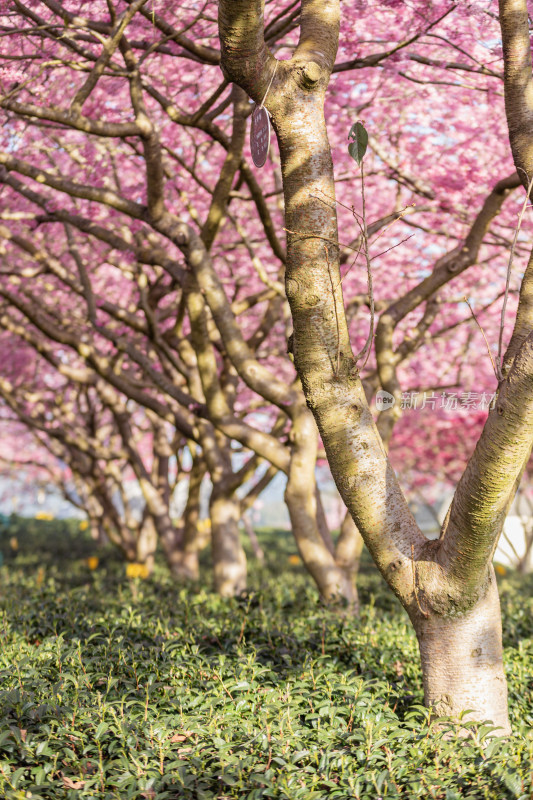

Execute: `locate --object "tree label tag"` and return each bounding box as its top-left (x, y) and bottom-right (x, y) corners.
top-left (250, 105), bottom-right (270, 168)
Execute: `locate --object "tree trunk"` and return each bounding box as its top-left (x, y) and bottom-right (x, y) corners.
top-left (136, 515), bottom-right (157, 575)
top-left (314, 486), bottom-right (336, 555)
top-left (176, 454), bottom-right (207, 581)
top-left (88, 515), bottom-right (108, 545)
top-left (156, 518), bottom-right (202, 582)
top-left (210, 491), bottom-right (247, 597)
top-left (162, 539), bottom-right (194, 580)
top-left (335, 510), bottom-right (364, 591)
top-left (175, 528), bottom-right (201, 582)
top-left (285, 406), bottom-right (357, 606)
top-left (413, 572), bottom-right (510, 735)
top-left (243, 514), bottom-right (265, 562)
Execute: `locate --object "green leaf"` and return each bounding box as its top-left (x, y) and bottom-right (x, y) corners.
top-left (94, 721), bottom-right (109, 739)
top-left (501, 770), bottom-right (523, 798)
top-left (348, 121), bottom-right (368, 165)
top-left (10, 767), bottom-right (27, 787)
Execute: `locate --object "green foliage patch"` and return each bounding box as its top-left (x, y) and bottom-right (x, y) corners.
top-left (0, 520), bottom-right (531, 798)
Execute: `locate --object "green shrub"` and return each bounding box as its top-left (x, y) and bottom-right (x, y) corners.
top-left (0, 521), bottom-right (530, 799)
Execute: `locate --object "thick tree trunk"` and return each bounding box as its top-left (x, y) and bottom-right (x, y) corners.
top-left (413, 572), bottom-right (510, 735)
top-left (171, 532), bottom-right (202, 582)
top-left (210, 491), bottom-right (247, 597)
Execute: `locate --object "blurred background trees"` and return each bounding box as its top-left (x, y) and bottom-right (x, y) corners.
top-left (0, 0), bottom-right (530, 601)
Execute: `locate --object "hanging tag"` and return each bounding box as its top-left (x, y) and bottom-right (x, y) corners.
top-left (250, 104), bottom-right (270, 168)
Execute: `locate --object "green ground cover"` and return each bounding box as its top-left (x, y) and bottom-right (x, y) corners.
top-left (0, 518), bottom-right (531, 799)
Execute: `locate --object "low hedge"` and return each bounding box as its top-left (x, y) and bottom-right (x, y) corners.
top-left (0, 520), bottom-right (530, 798)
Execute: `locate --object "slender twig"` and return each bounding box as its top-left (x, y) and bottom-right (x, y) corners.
top-left (335, 240), bottom-right (365, 291)
top-left (370, 234), bottom-right (416, 263)
top-left (464, 296), bottom-right (499, 380)
top-left (311, 188), bottom-right (363, 220)
top-left (283, 227), bottom-right (342, 250)
top-left (355, 160), bottom-right (375, 367)
top-left (371, 203), bottom-right (416, 244)
top-left (259, 59), bottom-right (279, 109)
top-left (325, 245), bottom-right (341, 375)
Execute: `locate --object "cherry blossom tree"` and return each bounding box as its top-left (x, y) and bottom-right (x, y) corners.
top-left (0, 0), bottom-right (532, 734)
top-left (218, 0), bottom-right (533, 734)
top-left (0, 0), bottom-right (368, 602)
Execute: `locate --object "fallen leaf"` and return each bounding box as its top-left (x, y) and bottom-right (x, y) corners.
top-left (170, 730), bottom-right (194, 743)
top-left (61, 774), bottom-right (85, 789)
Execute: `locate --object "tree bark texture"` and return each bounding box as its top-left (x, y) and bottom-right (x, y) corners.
top-left (413, 571), bottom-right (509, 734)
